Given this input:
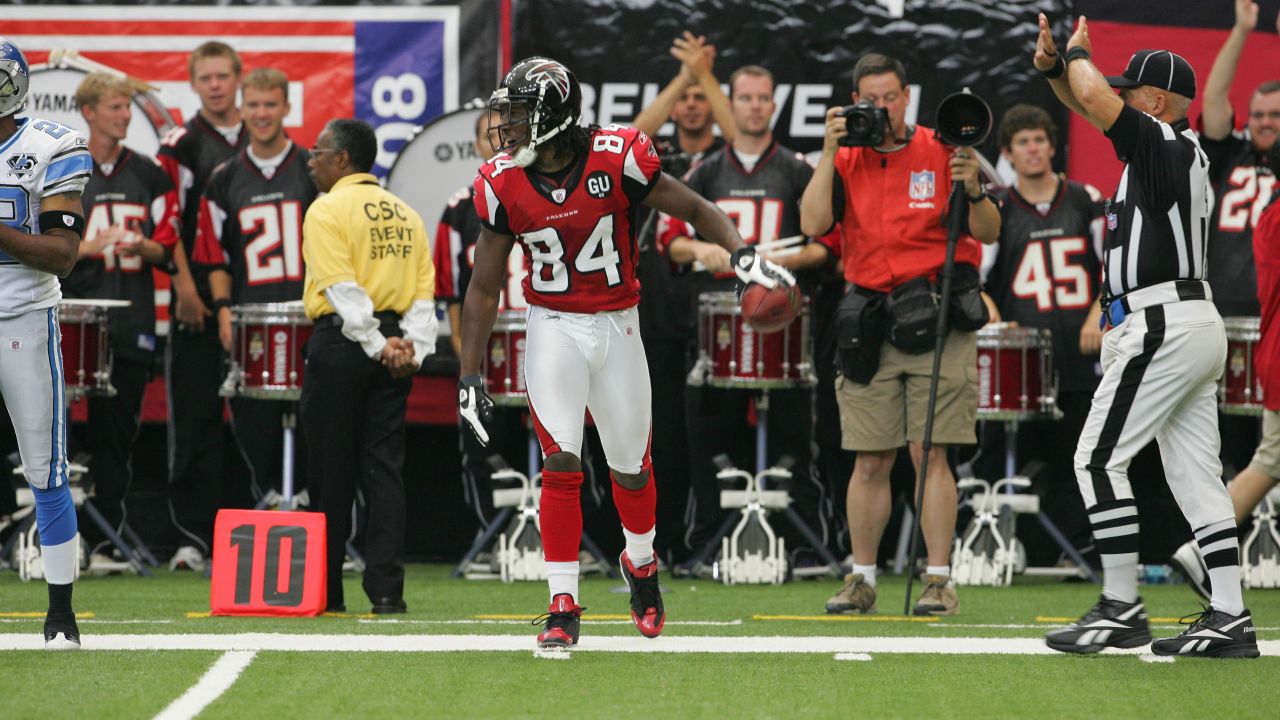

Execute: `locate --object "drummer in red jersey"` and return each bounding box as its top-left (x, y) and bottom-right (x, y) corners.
top-left (456, 57), bottom-right (794, 649)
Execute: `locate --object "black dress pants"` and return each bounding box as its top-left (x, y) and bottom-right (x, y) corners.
top-left (81, 355), bottom-right (150, 545)
top-left (301, 322), bottom-right (411, 608)
top-left (166, 323), bottom-right (228, 552)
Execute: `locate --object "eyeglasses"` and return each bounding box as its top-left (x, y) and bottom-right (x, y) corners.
top-left (309, 147), bottom-right (339, 156)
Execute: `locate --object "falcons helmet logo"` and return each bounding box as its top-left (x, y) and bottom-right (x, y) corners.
top-left (525, 61), bottom-right (571, 102)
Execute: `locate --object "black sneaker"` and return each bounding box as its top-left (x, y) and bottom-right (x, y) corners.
top-left (1151, 607), bottom-right (1260, 658)
top-left (43, 611), bottom-right (80, 651)
top-left (1171, 542), bottom-right (1210, 602)
top-left (534, 593), bottom-right (585, 649)
top-left (1045, 596), bottom-right (1152, 654)
top-left (620, 552), bottom-right (665, 638)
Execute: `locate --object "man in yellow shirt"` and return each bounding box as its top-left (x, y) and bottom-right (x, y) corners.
top-left (301, 118), bottom-right (436, 614)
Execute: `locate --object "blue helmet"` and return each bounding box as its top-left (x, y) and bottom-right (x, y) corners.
top-left (0, 38), bottom-right (30, 118)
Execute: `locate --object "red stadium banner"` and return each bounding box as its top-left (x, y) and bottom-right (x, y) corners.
top-left (7, 5), bottom-right (459, 173)
top-left (210, 509), bottom-right (327, 617)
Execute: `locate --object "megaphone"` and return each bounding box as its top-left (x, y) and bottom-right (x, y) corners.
top-left (936, 89), bottom-right (992, 147)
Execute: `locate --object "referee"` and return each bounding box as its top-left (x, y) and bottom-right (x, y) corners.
top-left (301, 119), bottom-right (437, 614)
top-left (1035, 15), bottom-right (1258, 659)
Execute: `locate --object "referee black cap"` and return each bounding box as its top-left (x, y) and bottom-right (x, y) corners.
top-left (1105, 49), bottom-right (1196, 99)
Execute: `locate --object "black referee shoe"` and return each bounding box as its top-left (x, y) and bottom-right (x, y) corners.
top-left (1151, 607), bottom-right (1259, 659)
top-left (1045, 595), bottom-right (1152, 654)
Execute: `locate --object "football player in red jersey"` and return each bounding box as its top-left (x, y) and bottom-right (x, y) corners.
top-left (458, 57), bottom-right (793, 649)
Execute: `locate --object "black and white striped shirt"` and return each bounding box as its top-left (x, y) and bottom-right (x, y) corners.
top-left (1100, 104), bottom-right (1213, 301)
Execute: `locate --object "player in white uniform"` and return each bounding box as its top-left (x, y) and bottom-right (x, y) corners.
top-left (0, 39), bottom-right (92, 650)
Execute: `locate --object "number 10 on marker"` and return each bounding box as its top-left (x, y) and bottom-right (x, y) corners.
top-left (209, 509), bottom-right (329, 617)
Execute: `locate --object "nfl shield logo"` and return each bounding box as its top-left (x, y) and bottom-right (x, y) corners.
top-left (909, 171), bottom-right (935, 201)
top-left (552, 188), bottom-right (567, 204)
top-left (1106, 213), bottom-right (1118, 231)
top-left (9, 339), bottom-right (20, 351)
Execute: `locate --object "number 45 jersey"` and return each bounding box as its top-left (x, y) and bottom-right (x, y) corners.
top-left (984, 180), bottom-right (1104, 393)
top-left (0, 117), bottom-right (92, 316)
top-left (472, 125), bottom-right (662, 313)
top-left (192, 144), bottom-right (317, 303)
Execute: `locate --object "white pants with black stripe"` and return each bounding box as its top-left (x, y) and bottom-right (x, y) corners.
top-left (1073, 300), bottom-right (1234, 557)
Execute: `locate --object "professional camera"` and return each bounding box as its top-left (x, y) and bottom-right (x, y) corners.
top-left (837, 100), bottom-right (889, 147)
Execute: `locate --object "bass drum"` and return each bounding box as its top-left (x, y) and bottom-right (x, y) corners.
top-left (26, 55), bottom-right (175, 159)
top-left (386, 107), bottom-right (486, 234)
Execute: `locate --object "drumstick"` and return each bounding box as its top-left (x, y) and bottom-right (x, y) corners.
top-left (49, 48), bottom-right (159, 94)
top-left (754, 235), bottom-right (805, 252)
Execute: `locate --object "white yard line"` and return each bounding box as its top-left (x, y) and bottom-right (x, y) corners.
top-left (152, 650), bottom-right (257, 720)
top-left (0, 633), bottom-right (1275, 656)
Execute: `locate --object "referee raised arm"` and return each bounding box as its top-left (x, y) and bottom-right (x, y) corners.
top-left (300, 119), bottom-right (437, 614)
top-left (1034, 15), bottom-right (1258, 659)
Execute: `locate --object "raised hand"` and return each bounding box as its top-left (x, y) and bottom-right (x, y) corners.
top-left (1034, 13), bottom-right (1060, 72)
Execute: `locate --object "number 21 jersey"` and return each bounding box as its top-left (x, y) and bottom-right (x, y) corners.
top-left (472, 125), bottom-right (662, 313)
top-left (192, 144), bottom-right (317, 303)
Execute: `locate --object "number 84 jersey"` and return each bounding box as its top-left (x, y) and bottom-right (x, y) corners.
top-left (472, 125), bottom-right (662, 313)
top-left (192, 145), bottom-right (317, 303)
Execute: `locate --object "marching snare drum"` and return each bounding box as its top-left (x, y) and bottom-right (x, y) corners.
top-left (689, 291), bottom-right (815, 389)
top-left (484, 309), bottom-right (529, 406)
top-left (58, 299), bottom-right (129, 400)
top-left (975, 323), bottom-right (1057, 420)
top-left (226, 302), bottom-right (312, 401)
top-left (1222, 317), bottom-right (1264, 416)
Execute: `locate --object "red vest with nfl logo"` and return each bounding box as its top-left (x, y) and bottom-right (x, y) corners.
top-left (832, 125), bottom-right (981, 292)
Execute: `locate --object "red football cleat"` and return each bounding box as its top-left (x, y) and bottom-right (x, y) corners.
top-left (620, 552), bottom-right (665, 638)
top-left (534, 593), bottom-right (585, 648)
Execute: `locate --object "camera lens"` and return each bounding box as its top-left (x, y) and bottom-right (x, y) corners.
top-left (850, 114), bottom-right (869, 132)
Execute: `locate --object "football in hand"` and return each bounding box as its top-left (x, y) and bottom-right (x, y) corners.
top-left (740, 282), bottom-right (801, 333)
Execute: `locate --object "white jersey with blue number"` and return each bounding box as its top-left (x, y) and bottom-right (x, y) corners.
top-left (0, 117), bottom-right (92, 317)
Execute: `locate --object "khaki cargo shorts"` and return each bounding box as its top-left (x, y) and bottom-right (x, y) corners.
top-left (1248, 409), bottom-right (1280, 479)
top-left (836, 330), bottom-right (977, 451)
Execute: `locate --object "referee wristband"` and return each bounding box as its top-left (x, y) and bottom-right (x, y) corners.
top-left (1040, 54), bottom-right (1066, 80)
top-left (1064, 46), bottom-right (1091, 66)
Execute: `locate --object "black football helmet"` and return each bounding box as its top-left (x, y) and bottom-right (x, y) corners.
top-left (488, 56), bottom-right (581, 167)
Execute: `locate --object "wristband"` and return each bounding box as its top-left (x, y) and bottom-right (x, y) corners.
top-left (1040, 54), bottom-right (1066, 79)
top-left (211, 298), bottom-right (232, 313)
top-left (966, 189), bottom-right (989, 204)
top-left (1064, 46), bottom-right (1091, 65)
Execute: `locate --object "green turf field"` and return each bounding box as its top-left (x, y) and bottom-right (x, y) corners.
top-left (3, 566), bottom-right (1279, 719)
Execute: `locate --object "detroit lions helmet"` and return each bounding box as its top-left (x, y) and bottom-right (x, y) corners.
top-left (0, 38), bottom-right (30, 118)
top-left (487, 56), bottom-right (581, 167)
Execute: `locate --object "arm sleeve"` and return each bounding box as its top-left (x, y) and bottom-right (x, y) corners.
top-left (41, 131), bottom-right (92, 197)
top-left (1104, 105), bottom-right (1194, 210)
top-left (323, 282), bottom-right (387, 360)
top-left (621, 128), bottom-right (663, 204)
top-left (190, 193), bottom-right (230, 268)
top-left (157, 126), bottom-right (194, 213)
top-left (400, 300), bottom-right (439, 367)
top-left (472, 171), bottom-right (513, 235)
top-left (149, 170), bottom-right (181, 250)
top-left (302, 201), bottom-right (357, 293)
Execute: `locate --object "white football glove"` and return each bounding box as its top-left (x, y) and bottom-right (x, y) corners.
top-left (458, 375), bottom-right (494, 446)
top-left (731, 246), bottom-right (796, 290)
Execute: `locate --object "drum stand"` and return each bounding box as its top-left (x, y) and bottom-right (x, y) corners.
top-left (451, 414), bottom-right (615, 579)
top-left (996, 419), bottom-right (1099, 583)
top-left (4, 454), bottom-right (157, 578)
top-left (685, 390), bottom-right (844, 578)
